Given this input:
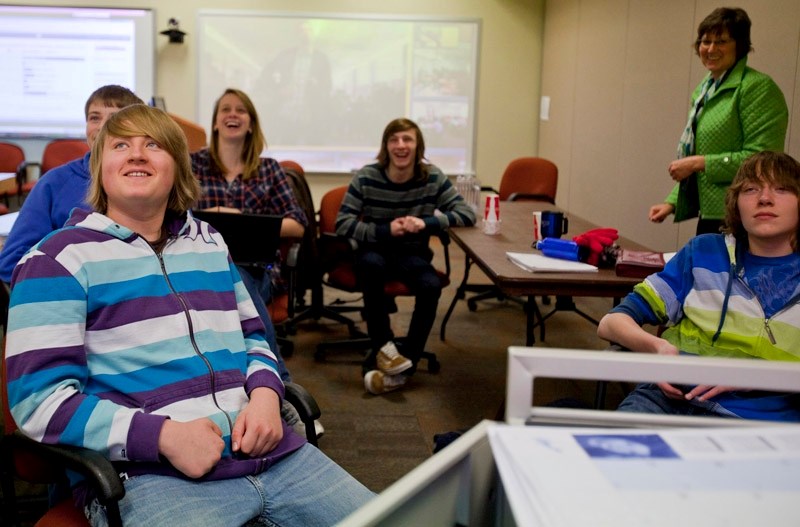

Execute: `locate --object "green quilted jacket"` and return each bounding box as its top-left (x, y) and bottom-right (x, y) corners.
top-left (666, 57), bottom-right (788, 221)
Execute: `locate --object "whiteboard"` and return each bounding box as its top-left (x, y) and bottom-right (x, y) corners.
top-left (197, 10), bottom-right (480, 175)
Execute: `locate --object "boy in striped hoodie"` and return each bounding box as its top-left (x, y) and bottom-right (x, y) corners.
top-left (598, 151), bottom-right (800, 421)
top-left (5, 104), bottom-right (372, 526)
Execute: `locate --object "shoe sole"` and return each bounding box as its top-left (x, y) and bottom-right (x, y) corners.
top-left (364, 372), bottom-right (407, 395)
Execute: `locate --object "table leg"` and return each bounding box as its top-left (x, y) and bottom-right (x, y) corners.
top-left (524, 295), bottom-right (544, 345)
top-left (439, 253), bottom-right (474, 341)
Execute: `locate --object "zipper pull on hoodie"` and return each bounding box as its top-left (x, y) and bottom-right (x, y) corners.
top-left (764, 319), bottom-right (777, 345)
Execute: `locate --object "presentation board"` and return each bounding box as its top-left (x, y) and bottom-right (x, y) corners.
top-left (197, 11), bottom-right (480, 174)
top-left (0, 5), bottom-right (155, 139)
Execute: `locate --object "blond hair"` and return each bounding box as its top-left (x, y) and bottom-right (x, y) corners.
top-left (88, 104), bottom-right (200, 214)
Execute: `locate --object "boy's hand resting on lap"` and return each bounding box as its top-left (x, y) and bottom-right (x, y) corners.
top-left (231, 387), bottom-right (283, 457)
top-left (158, 418), bottom-right (225, 478)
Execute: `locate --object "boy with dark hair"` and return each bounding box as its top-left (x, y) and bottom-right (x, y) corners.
top-left (0, 85), bottom-right (143, 282)
top-left (336, 118), bottom-right (476, 394)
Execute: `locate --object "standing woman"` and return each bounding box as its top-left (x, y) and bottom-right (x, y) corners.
top-left (648, 7), bottom-right (788, 235)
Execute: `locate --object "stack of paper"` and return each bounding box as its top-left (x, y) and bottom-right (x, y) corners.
top-left (0, 211), bottom-right (19, 237)
top-left (506, 251), bottom-right (598, 273)
top-left (488, 423), bottom-right (800, 526)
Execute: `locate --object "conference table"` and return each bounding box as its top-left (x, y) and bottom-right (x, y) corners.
top-left (0, 172), bottom-right (16, 194)
top-left (440, 201), bottom-right (652, 346)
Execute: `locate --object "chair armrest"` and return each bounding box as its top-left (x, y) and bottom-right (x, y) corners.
top-left (507, 192), bottom-right (555, 204)
top-left (284, 382), bottom-right (322, 445)
top-left (284, 240), bottom-right (301, 268)
top-left (281, 241), bottom-right (301, 317)
top-left (16, 161), bottom-right (41, 188)
top-left (10, 431), bottom-right (125, 505)
top-left (318, 233), bottom-right (358, 262)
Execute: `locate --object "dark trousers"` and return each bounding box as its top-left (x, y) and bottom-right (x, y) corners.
top-left (696, 218), bottom-right (724, 236)
top-left (356, 248), bottom-right (442, 374)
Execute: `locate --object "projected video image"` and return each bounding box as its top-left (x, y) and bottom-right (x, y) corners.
top-left (198, 13), bottom-right (479, 174)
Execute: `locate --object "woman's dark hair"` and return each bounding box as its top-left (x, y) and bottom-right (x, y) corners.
top-left (376, 118), bottom-right (430, 183)
top-left (694, 7), bottom-right (752, 62)
top-left (724, 151), bottom-right (800, 252)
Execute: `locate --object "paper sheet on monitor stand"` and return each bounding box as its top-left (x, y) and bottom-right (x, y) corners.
top-left (506, 252), bottom-right (598, 273)
top-left (487, 423), bottom-right (800, 526)
top-left (0, 211), bottom-right (19, 237)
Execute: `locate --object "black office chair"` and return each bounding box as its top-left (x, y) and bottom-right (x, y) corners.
top-left (277, 161), bottom-right (364, 340)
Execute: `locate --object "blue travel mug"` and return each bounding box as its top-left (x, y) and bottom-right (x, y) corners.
top-left (540, 211), bottom-right (568, 238)
top-left (535, 238), bottom-right (580, 261)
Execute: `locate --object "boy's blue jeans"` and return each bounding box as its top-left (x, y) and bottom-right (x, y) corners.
top-left (618, 383), bottom-right (739, 418)
top-left (85, 444), bottom-right (374, 527)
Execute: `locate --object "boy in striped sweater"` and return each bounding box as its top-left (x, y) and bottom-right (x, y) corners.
top-left (336, 118), bottom-right (476, 394)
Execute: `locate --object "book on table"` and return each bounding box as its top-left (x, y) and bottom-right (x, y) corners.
top-left (615, 249), bottom-right (676, 278)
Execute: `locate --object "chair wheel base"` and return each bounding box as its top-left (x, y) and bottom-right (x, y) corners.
top-left (426, 357), bottom-right (441, 374)
top-left (277, 337), bottom-right (294, 357)
top-left (420, 351), bottom-right (440, 374)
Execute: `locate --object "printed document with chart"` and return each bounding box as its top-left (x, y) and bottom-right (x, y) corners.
top-left (488, 423), bottom-right (800, 526)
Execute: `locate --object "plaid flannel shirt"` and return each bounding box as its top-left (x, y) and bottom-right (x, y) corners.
top-left (191, 149), bottom-right (307, 226)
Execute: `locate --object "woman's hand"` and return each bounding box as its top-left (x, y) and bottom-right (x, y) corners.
top-left (648, 203), bottom-right (675, 223)
top-left (667, 155), bottom-right (704, 182)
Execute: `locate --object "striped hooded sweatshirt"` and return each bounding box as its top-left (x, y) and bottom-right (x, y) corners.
top-left (5, 208), bottom-right (304, 484)
top-left (612, 233), bottom-right (800, 420)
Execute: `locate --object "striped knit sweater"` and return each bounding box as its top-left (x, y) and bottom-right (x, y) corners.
top-left (336, 163), bottom-right (476, 248)
top-left (613, 233), bottom-right (800, 420)
top-left (5, 208), bottom-right (304, 482)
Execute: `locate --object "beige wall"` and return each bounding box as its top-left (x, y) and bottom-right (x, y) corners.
top-left (16, 0), bottom-right (545, 202)
top-left (539, 0), bottom-right (800, 251)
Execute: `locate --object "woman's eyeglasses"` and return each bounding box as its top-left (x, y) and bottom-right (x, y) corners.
top-left (699, 38), bottom-right (731, 48)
